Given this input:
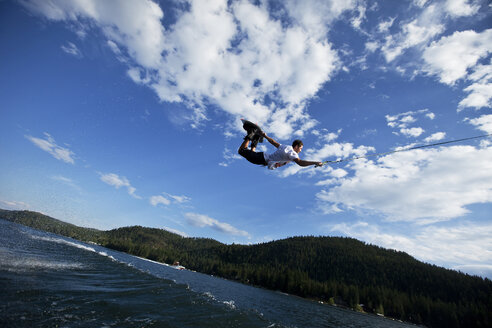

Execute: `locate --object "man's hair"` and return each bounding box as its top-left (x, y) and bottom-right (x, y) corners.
top-left (292, 140), bottom-right (303, 148)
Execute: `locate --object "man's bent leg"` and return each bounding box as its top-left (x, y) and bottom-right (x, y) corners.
top-left (238, 147), bottom-right (267, 166)
top-left (238, 138), bottom-right (250, 153)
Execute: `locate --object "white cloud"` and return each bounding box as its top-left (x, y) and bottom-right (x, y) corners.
top-left (284, 0), bottom-right (358, 39)
top-left (424, 132), bottom-right (446, 142)
top-left (276, 163), bottom-right (305, 178)
top-left (19, 0), bottom-right (357, 139)
top-left (426, 112), bottom-right (435, 120)
top-left (400, 115), bottom-right (416, 124)
top-left (350, 3), bottom-right (367, 30)
top-left (220, 147), bottom-right (242, 167)
top-left (127, 67), bottom-right (152, 84)
top-left (458, 61), bottom-right (492, 110)
top-left (400, 127), bottom-right (425, 137)
top-left (376, 1), bottom-right (480, 65)
top-left (162, 226), bottom-right (188, 237)
top-left (150, 195), bottom-right (170, 206)
top-left (453, 264), bottom-right (492, 278)
top-left (21, 0), bottom-right (166, 68)
top-left (377, 17), bottom-right (395, 33)
top-left (184, 212), bottom-right (249, 237)
top-left (307, 142), bottom-right (374, 161)
top-left (315, 167), bottom-right (349, 187)
top-left (365, 40), bottom-right (379, 53)
top-left (403, 14), bottom-right (444, 48)
top-left (99, 172), bottom-right (141, 199)
top-left (61, 42), bottom-right (82, 57)
top-left (422, 29), bottom-right (492, 85)
top-left (150, 193), bottom-right (191, 206)
top-left (317, 145), bottom-right (492, 223)
top-left (386, 109), bottom-right (429, 125)
top-left (444, 0), bottom-right (480, 18)
top-left (169, 194), bottom-right (191, 204)
top-left (467, 114), bottom-right (492, 134)
top-left (100, 173), bottom-right (129, 188)
top-left (51, 175), bottom-right (82, 191)
top-left (385, 109), bottom-right (434, 137)
top-left (366, 2), bottom-right (490, 113)
top-left (106, 40), bottom-right (121, 55)
top-left (381, 4), bottom-right (445, 62)
top-left (0, 199), bottom-right (31, 210)
top-left (328, 220), bottom-right (492, 278)
top-left (413, 0), bottom-right (428, 8)
top-left (26, 133), bottom-right (75, 164)
top-left (459, 82), bottom-right (492, 110)
top-left (317, 128), bottom-right (342, 142)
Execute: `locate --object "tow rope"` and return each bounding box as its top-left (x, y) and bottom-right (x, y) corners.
top-left (322, 133), bottom-right (492, 165)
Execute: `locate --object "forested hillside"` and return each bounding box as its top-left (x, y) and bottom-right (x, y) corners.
top-left (2, 209), bottom-right (491, 328)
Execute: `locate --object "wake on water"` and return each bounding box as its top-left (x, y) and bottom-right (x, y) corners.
top-left (0, 253), bottom-right (85, 272)
top-left (29, 234), bottom-right (119, 262)
top-left (1, 223), bottom-right (272, 327)
top-left (0, 220), bottom-right (420, 328)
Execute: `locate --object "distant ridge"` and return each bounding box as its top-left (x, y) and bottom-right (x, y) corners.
top-left (1, 209), bottom-right (490, 328)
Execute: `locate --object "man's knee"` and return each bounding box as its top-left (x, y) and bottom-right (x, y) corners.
top-left (238, 147), bottom-right (247, 157)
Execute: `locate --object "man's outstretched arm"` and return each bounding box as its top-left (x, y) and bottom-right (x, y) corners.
top-left (293, 158), bottom-right (323, 167)
top-left (262, 133), bottom-right (280, 148)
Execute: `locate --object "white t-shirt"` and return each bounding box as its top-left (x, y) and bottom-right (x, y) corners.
top-left (264, 144), bottom-right (299, 170)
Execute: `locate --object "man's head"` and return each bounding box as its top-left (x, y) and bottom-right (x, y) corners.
top-left (292, 139), bottom-right (303, 153)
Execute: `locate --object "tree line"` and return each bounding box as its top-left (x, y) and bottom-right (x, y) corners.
top-left (2, 209), bottom-right (491, 328)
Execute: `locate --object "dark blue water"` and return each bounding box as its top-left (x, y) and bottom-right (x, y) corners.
top-left (0, 219), bottom-right (420, 327)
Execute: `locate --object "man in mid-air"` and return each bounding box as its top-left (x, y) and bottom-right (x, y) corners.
top-left (238, 120), bottom-right (323, 170)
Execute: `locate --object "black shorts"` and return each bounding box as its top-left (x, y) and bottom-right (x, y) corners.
top-left (239, 148), bottom-right (267, 166)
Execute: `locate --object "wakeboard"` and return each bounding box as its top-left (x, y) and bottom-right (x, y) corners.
top-left (241, 119), bottom-right (264, 143)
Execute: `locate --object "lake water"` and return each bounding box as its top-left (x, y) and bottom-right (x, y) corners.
top-left (0, 219), bottom-right (420, 327)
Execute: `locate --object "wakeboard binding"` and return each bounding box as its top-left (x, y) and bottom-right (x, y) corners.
top-left (241, 119), bottom-right (264, 148)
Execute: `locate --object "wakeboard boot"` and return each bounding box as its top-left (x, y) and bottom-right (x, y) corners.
top-left (251, 134), bottom-right (260, 149)
top-left (241, 119), bottom-right (264, 142)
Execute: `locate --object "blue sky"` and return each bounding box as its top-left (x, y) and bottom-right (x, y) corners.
top-left (1, 0), bottom-right (491, 278)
